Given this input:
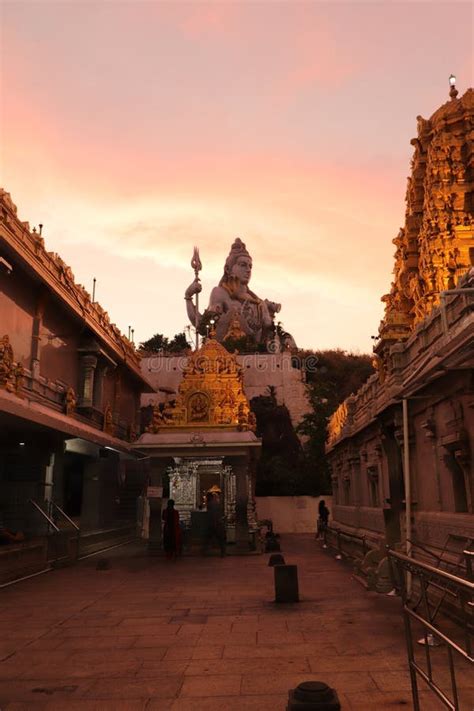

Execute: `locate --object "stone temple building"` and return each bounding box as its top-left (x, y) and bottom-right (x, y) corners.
top-left (0, 189), bottom-right (154, 582)
top-left (326, 86), bottom-right (474, 566)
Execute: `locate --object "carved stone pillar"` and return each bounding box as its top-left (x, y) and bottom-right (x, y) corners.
top-left (31, 288), bottom-right (47, 377)
top-left (421, 417), bottom-right (442, 510)
top-left (80, 355), bottom-right (97, 407)
top-left (348, 450), bottom-right (361, 506)
top-left (454, 447), bottom-right (472, 513)
top-left (93, 364), bottom-right (107, 410)
top-left (380, 420), bottom-right (404, 546)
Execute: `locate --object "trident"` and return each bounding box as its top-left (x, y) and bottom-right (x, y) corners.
top-left (191, 246), bottom-right (202, 350)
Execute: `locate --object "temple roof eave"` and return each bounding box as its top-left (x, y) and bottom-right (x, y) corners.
top-left (133, 429), bottom-right (261, 458)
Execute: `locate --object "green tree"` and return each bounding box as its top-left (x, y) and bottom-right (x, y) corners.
top-left (139, 333), bottom-right (169, 353)
top-left (297, 349), bottom-right (374, 494)
top-left (167, 332), bottom-right (190, 353)
top-left (139, 332), bottom-right (190, 354)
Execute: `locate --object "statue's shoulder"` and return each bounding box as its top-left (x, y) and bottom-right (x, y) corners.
top-left (209, 285), bottom-right (231, 305)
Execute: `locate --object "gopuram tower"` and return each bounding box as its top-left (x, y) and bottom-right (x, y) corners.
top-left (326, 82), bottom-right (474, 567)
top-left (375, 83), bottom-right (473, 363)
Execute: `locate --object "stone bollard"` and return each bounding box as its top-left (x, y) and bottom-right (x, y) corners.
top-left (268, 553), bottom-right (285, 566)
top-left (274, 564), bottom-right (299, 602)
top-left (287, 681), bottom-right (341, 710)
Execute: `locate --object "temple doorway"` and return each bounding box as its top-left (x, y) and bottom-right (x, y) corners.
top-left (168, 458), bottom-right (236, 538)
top-left (63, 452), bottom-right (84, 519)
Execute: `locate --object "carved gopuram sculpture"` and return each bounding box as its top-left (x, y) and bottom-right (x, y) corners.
top-left (0, 335), bottom-right (24, 394)
top-left (184, 238), bottom-right (296, 352)
top-left (146, 334), bottom-right (256, 433)
top-left (377, 84), bottom-right (474, 356)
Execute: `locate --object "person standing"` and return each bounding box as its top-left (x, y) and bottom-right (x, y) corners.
top-left (203, 492), bottom-right (226, 557)
top-left (316, 499), bottom-right (330, 539)
top-left (162, 499), bottom-right (181, 559)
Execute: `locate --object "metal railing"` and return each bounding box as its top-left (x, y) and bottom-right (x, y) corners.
top-left (48, 501), bottom-right (80, 532)
top-left (465, 551), bottom-right (474, 582)
top-left (323, 525), bottom-right (369, 558)
top-left (407, 536), bottom-right (473, 575)
top-left (28, 498), bottom-right (60, 532)
top-left (49, 501), bottom-right (80, 558)
top-left (28, 499), bottom-right (80, 563)
top-left (407, 537), bottom-right (474, 623)
top-left (388, 549), bottom-right (474, 711)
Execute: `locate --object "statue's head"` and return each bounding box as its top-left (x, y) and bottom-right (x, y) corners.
top-left (221, 238), bottom-right (252, 286)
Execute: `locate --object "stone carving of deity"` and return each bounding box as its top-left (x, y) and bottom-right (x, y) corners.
top-left (188, 392), bottom-right (209, 423)
top-left (184, 238), bottom-right (296, 351)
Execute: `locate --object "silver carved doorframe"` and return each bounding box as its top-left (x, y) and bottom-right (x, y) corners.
top-left (167, 458), bottom-right (237, 536)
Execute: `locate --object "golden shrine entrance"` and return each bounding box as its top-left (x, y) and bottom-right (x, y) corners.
top-left (133, 335), bottom-right (261, 553)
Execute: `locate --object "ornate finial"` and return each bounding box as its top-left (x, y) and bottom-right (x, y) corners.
top-left (191, 246), bottom-right (202, 276)
top-left (449, 74), bottom-right (458, 100)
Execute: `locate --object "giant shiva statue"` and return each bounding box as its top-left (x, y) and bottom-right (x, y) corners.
top-left (184, 238), bottom-right (296, 352)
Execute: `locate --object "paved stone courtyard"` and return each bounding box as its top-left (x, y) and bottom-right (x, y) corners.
top-left (0, 535), bottom-right (471, 710)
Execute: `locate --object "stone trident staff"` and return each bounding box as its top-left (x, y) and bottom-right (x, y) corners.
top-left (191, 247), bottom-right (202, 350)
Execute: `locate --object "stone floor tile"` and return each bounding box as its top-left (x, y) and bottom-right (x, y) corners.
top-left (133, 636), bottom-right (185, 649)
top-left (241, 671), bottom-right (377, 695)
top-left (168, 694), bottom-right (287, 710)
top-left (223, 643), bottom-right (338, 659)
top-left (176, 624), bottom-right (205, 636)
top-left (164, 647), bottom-right (194, 661)
top-left (199, 631), bottom-right (257, 645)
top-left (179, 674), bottom-right (242, 697)
top-left (5, 701), bottom-right (147, 711)
top-left (340, 690), bottom-right (416, 710)
top-left (185, 657), bottom-right (310, 676)
top-left (84, 676), bottom-right (182, 699)
top-left (142, 700), bottom-right (175, 711)
top-left (257, 631), bottom-right (305, 644)
top-left (56, 635), bottom-right (139, 650)
top-left (45, 626), bottom-right (140, 638)
top-left (190, 646), bottom-right (224, 660)
top-left (0, 678), bottom-right (91, 704)
top-left (136, 660), bottom-right (190, 675)
top-left (120, 616), bottom-right (174, 626)
top-left (308, 653), bottom-right (408, 673)
top-left (370, 670), bottom-right (414, 691)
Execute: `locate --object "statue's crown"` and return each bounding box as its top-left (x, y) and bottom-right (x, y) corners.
top-left (225, 237), bottom-right (251, 269)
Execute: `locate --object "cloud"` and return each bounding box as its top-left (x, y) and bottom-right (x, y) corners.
top-left (177, 3), bottom-right (241, 40)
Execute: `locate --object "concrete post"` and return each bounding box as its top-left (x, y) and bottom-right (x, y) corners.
top-left (274, 564), bottom-right (299, 602)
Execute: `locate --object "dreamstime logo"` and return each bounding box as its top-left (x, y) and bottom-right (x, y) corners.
top-left (146, 352), bottom-right (320, 374)
top-left (304, 354), bottom-right (319, 373)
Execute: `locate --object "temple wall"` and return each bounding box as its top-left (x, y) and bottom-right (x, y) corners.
top-left (327, 289), bottom-right (474, 554)
top-left (141, 352), bottom-right (311, 430)
top-left (255, 495), bottom-right (333, 533)
top-left (0, 261), bottom-right (36, 366)
top-left (40, 297), bottom-right (80, 386)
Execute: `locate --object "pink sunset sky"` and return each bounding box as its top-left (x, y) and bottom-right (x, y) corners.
top-left (1, 1), bottom-right (472, 352)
